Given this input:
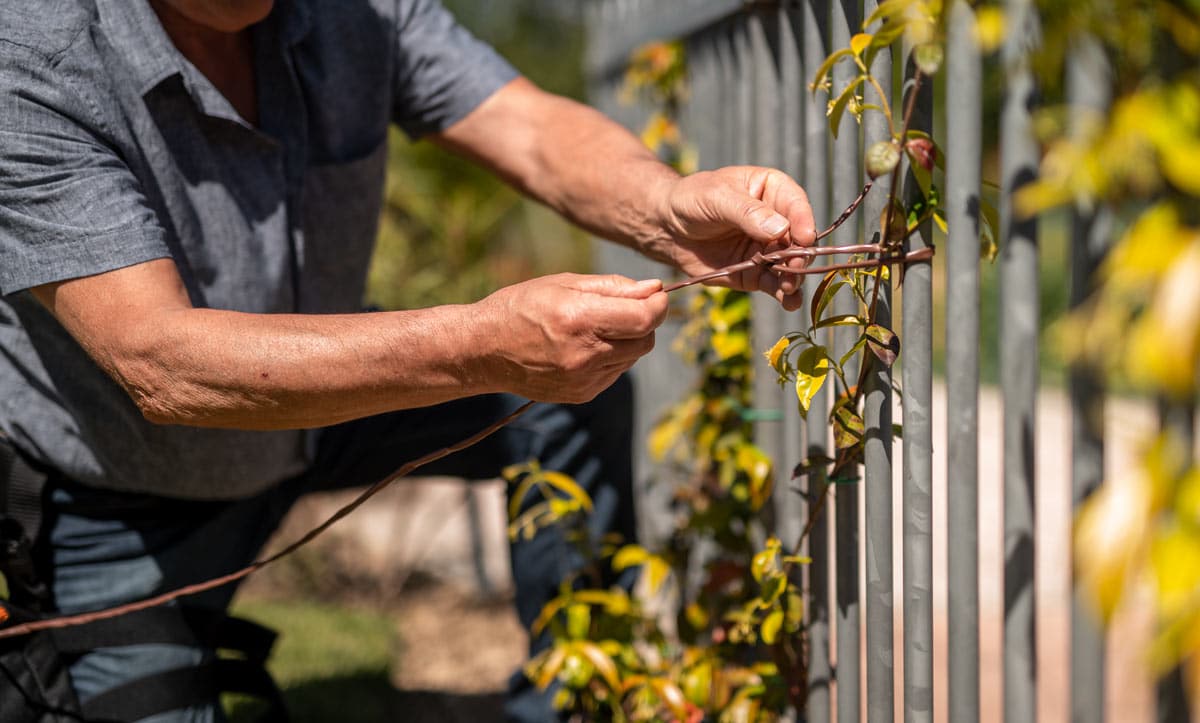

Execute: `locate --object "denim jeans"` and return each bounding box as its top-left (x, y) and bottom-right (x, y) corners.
top-left (46, 377), bottom-right (636, 723)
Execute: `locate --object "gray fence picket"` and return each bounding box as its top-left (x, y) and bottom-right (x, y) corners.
top-left (945, 2), bottom-right (983, 721)
top-left (830, 0), bottom-right (863, 718)
top-left (900, 33), bottom-right (936, 723)
top-left (860, 2), bottom-right (896, 722)
top-left (1000, 1), bottom-right (1040, 721)
top-left (801, 1), bottom-right (834, 719)
top-left (1066, 34), bottom-right (1110, 723)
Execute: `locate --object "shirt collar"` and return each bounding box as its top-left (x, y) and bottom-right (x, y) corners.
top-left (95, 0), bottom-right (184, 97)
top-left (95, 0), bottom-right (313, 100)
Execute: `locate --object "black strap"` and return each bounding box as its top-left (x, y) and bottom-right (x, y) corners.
top-left (0, 433), bottom-right (47, 544)
top-left (50, 607), bottom-right (277, 665)
top-left (80, 658), bottom-right (287, 723)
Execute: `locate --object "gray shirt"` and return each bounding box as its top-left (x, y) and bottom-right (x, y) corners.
top-left (0, 0), bottom-right (518, 498)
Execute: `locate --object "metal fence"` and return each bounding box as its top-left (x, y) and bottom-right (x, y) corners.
top-left (583, 1), bottom-right (1197, 721)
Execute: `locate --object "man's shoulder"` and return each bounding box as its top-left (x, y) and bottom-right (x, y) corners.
top-left (0, 0), bottom-right (94, 62)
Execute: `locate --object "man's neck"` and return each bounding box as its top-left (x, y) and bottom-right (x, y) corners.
top-left (148, 0), bottom-right (259, 126)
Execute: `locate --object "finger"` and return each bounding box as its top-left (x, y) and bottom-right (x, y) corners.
top-left (602, 333), bottom-right (656, 364)
top-left (705, 184), bottom-right (792, 245)
top-left (761, 170), bottom-right (818, 248)
top-left (569, 274), bottom-right (664, 299)
top-left (588, 292), bottom-right (668, 340)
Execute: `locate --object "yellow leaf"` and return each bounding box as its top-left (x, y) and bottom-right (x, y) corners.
top-left (1074, 462), bottom-right (1157, 622)
top-left (974, 7), bottom-right (1006, 53)
top-left (760, 609), bottom-right (784, 645)
top-left (541, 470), bottom-right (594, 512)
top-left (765, 336), bottom-right (790, 375)
top-left (648, 417), bottom-right (681, 462)
top-left (794, 346), bottom-right (830, 419)
top-left (1151, 523), bottom-right (1200, 620)
top-left (612, 544), bottom-right (650, 570)
top-left (573, 641), bottom-right (621, 692)
top-left (850, 33), bottom-right (873, 57)
top-left (712, 330), bottom-right (750, 360)
top-left (1126, 239), bottom-right (1200, 397)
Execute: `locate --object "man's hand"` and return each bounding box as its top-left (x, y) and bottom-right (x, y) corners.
top-left (652, 166), bottom-right (817, 311)
top-left (475, 273), bottom-right (668, 404)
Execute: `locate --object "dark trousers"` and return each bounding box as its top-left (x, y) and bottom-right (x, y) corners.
top-left (46, 378), bottom-right (636, 722)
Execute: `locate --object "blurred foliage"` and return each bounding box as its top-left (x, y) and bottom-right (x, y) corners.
top-left (999, 0), bottom-right (1200, 703)
top-left (364, 1), bottom-right (590, 312)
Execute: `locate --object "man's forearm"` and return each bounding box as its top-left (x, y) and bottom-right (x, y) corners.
top-left (436, 79), bottom-right (683, 264)
top-left (112, 304), bottom-right (495, 430)
top-left (34, 260), bottom-right (666, 431)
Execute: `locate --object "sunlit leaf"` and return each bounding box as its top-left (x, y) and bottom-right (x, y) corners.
top-left (761, 609), bottom-right (785, 645)
top-left (542, 471), bottom-right (594, 512)
top-left (811, 48), bottom-right (854, 93)
top-left (794, 346), bottom-right (831, 419)
top-left (850, 33), bottom-right (873, 58)
top-left (574, 641), bottom-right (621, 692)
top-left (828, 76), bottom-right (867, 138)
top-left (712, 330), bottom-right (750, 360)
top-left (974, 7), bottom-right (1007, 53)
top-left (765, 336), bottom-right (791, 376)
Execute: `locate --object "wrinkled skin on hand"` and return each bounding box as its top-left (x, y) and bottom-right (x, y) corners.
top-left (657, 166), bottom-right (817, 311)
top-left (477, 273), bottom-right (668, 404)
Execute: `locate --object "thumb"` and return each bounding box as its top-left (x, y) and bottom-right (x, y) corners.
top-left (571, 274), bottom-right (663, 299)
top-left (709, 188), bottom-right (791, 244)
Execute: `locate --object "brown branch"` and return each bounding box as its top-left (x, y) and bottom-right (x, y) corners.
top-left (0, 401), bottom-right (536, 640)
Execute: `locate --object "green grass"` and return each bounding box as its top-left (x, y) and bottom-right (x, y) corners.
top-left (224, 599), bottom-right (398, 723)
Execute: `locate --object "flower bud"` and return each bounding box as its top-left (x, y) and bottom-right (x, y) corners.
top-left (865, 140), bottom-right (901, 180)
top-left (905, 137), bottom-right (937, 172)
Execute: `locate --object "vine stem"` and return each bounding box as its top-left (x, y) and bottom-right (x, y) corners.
top-left (789, 68), bottom-right (929, 561)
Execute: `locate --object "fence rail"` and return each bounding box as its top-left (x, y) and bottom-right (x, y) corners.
top-left (582, 1), bottom-right (1129, 721)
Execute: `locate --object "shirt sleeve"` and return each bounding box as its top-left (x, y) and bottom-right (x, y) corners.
top-left (0, 46), bottom-right (170, 296)
top-left (390, 0), bottom-right (520, 139)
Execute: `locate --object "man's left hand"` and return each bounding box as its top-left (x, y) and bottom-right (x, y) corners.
top-left (654, 166), bottom-right (817, 311)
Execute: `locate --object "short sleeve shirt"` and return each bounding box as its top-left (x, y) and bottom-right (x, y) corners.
top-left (0, 0), bottom-right (518, 498)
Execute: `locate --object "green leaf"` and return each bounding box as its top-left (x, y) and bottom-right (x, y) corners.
top-left (794, 346), bottom-right (830, 419)
top-left (811, 270), bottom-right (847, 329)
top-left (566, 603), bottom-right (590, 640)
top-left (828, 76), bottom-right (867, 138)
top-left (785, 590), bottom-right (805, 632)
top-left (751, 546), bottom-right (778, 584)
top-left (761, 609), bottom-right (785, 645)
top-left (813, 313), bottom-right (867, 331)
top-left (759, 573), bottom-right (786, 605)
top-left (840, 334), bottom-right (869, 370)
top-left (811, 48), bottom-right (854, 93)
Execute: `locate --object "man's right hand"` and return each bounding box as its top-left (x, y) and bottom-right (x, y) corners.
top-left (475, 273), bottom-right (668, 404)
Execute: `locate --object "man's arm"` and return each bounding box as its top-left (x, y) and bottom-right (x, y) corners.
top-left (32, 259), bottom-right (666, 430)
top-left (434, 78), bottom-right (818, 310)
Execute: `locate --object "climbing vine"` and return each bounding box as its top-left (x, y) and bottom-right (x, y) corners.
top-left (506, 2), bottom-right (966, 720)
